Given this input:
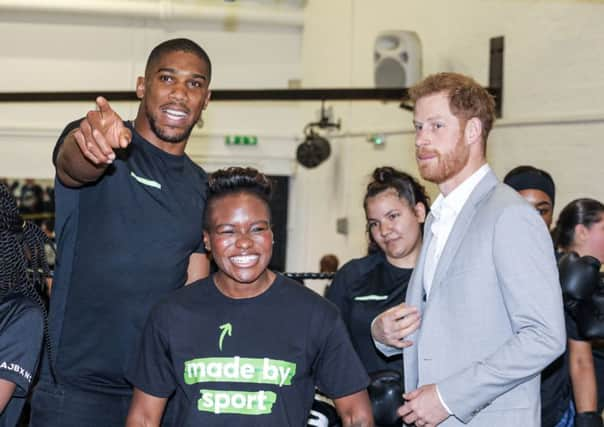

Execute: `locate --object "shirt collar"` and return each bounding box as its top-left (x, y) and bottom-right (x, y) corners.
top-left (431, 164), bottom-right (491, 220)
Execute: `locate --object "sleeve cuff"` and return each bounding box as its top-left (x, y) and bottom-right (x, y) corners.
top-left (371, 317), bottom-right (403, 356)
top-left (436, 384), bottom-right (453, 415)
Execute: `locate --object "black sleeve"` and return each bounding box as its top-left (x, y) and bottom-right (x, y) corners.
top-left (191, 165), bottom-right (208, 255)
top-left (193, 240), bottom-right (206, 255)
top-left (566, 310), bottom-right (584, 341)
top-left (126, 305), bottom-right (177, 398)
top-left (324, 269), bottom-right (351, 323)
top-left (0, 303), bottom-right (44, 397)
top-left (313, 306), bottom-right (370, 398)
top-left (52, 118), bottom-right (84, 166)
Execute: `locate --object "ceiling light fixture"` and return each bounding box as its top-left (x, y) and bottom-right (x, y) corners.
top-left (296, 101), bottom-right (340, 169)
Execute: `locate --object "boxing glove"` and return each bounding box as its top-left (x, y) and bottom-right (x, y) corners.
top-left (576, 284), bottom-right (604, 339)
top-left (307, 394), bottom-right (341, 427)
top-left (367, 370), bottom-right (404, 426)
top-left (575, 411), bottom-right (604, 427)
top-left (558, 252), bottom-right (601, 317)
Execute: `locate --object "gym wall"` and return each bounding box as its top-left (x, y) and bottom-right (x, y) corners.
top-left (293, 0), bottom-right (604, 272)
top-left (1, 0), bottom-right (603, 272)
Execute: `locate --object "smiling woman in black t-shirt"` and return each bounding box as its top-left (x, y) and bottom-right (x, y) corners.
top-left (126, 167), bottom-right (373, 427)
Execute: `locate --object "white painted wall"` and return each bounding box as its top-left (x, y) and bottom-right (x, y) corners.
top-left (0, 0), bottom-right (305, 178)
top-left (292, 0), bottom-right (604, 272)
top-left (2, 0), bottom-right (604, 272)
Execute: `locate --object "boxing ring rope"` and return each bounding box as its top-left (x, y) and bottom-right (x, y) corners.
top-left (283, 272), bottom-right (335, 281)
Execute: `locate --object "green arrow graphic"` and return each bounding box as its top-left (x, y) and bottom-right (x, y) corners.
top-left (218, 323), bottom-right (232, 351)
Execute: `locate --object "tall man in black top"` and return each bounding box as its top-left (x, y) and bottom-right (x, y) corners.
top-left (30, 38), bottom-right (212, 427)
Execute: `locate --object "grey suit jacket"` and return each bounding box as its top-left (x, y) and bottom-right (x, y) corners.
top-left (403, 170), bottom-right (566, 426)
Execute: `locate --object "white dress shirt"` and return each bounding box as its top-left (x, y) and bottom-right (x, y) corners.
top-left (423, 164), bottom-right (490, 298)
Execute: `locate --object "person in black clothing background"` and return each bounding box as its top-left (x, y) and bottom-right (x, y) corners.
top-left (553, 198), bottom-right (604, 427)
top-left (0, 183), bottom-right (53, 427)
top-left (326, 166), bottom-right (429, 426)
top-left (504, 166), bottom-right (603, 427)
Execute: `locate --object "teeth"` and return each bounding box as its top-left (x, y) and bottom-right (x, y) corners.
top-left (165, 109), bottom-right (187, 118)
top-left (230, 255), bottom-right (258, 265)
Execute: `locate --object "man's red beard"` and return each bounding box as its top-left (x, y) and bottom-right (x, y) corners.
top-left (416, 140), bottom-right (469, 185)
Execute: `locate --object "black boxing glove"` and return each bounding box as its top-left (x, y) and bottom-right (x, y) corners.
top-left (575, 411), bottom-right (604, 427)
top-left (307, 394), bottom-right (341, 427)
top-left (577, 286), bottom-right (604, 339)
top-left (558, 252), bottom-right (601, 317)
top-left (367, 370), bottom-right (404, 426)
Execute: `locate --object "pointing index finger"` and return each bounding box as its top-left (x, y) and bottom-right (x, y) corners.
top-left (95, 96), bottom-right (113, 117)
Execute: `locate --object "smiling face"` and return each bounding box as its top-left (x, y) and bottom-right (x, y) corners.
top-left (204, 193), bottom-right (274, 298)
top-left (135, 50), bottom-right (211, 154)
top-left (365, 188), bottom-right (425, 268)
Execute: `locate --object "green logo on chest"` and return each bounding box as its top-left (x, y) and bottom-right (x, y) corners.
top-left (218, 323), bottom-right (232, 351)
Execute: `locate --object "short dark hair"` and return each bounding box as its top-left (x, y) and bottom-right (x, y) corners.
top-left (204, 167), bottom-right (273, 229)
top-left (145, 38), bottom-right (212, 81)
top-left (553, 198), bottom-right (604, 249)
top-left (364, 166), bottom-right (430, 253)
top-left (319, 254), bottom-right (339, 273)
top-left (504, 165), bottom-right (556, 206)
top-left (409, 72), bottom-right (496, 142)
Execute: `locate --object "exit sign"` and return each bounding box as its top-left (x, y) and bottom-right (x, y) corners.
top-left (225, 135), bottom-right (258, 146)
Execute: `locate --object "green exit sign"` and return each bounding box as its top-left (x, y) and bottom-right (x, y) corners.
top-left (225, 135), bottom-right (258, 146)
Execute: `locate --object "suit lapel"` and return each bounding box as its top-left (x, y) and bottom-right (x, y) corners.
top-left (403, 212), bottom-right (434, 391)
top-left (427, 171), bottom-right (498, 299)
top-left (407, 212), bottom-right (435, 307)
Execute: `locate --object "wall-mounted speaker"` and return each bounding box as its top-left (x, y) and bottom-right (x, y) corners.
top-left (374, 31), bottom-right (422, 88)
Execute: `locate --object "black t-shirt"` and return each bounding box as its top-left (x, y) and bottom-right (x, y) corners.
top-left (569, 309), bottom-right (604, 414)
top-left (325, 253), bottom-right (411, 375)
top-left (0, 295), bottom-right (44, 427)
top-left (45, 120), bottom-right (208, 395)
top-left (127, 274), bottom-right (369, 427)
top-left (592, 343), bottom-right (604, 413)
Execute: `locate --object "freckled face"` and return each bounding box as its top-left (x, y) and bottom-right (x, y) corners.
top-left (413, 92), bottom-right (469, 186)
